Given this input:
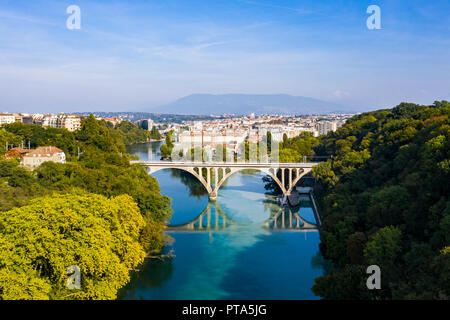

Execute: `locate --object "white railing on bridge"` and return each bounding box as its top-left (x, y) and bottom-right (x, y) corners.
top-left (130, 161), bottom-right (318, 168)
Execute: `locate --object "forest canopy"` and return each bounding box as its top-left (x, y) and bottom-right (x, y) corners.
top-left (308, 101), bottom-right (450, 299)
top-left (0, 116), bottom-right (172, 300)
top-left (0, 192), bottom-right (146, 300)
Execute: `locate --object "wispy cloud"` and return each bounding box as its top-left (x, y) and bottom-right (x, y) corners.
top-left (0, 9), bottom-right (58, 27)
top-left (239, 0), bottom-right (313, 15)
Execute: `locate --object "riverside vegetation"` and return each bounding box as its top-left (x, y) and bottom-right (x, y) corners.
top-left (0, 116), bottom-right (172, 299)
top-left (266, 101), bottom-right (449, 299)
top-left (308, 101), bottom-right (449, 299)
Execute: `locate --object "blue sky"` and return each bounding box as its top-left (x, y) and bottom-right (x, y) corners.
top-left (0, 0), bottom-right (449, 113)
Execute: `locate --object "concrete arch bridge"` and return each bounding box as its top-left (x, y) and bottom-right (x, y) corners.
top-left (131, 161), bottom-right (317, 200)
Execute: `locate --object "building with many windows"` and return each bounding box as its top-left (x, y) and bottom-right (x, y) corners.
top-left (59, 114), bottom-right (81, 131)
top-left (0, 113), bottom-right (16, 125)
top-left (20, 146), bottom-right (66, 169)
top-left (316, 121), bottom-right (338, 136)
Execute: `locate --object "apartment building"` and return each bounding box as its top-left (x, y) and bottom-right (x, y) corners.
top-left (59, 114), bottom-right (81, 131)
top-left (36, 114), bottom-right (81, 132)
top-left (0, 113), bottom-right (16, 125)
top-left (40, 114), bottom-right (59, 128)
top-left (103, 117), bottom-right (122, 126)
top-left (178, 130), bottom-right (248, 147)
top-left (316, 121), bottom-right (338, 136)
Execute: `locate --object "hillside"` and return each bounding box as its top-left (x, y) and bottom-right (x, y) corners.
top-left (309, 101), bottom-right (450, 299)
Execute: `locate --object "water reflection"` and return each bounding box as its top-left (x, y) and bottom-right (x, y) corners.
top-left (169, 169), bottom-right (209, 198)
top-left (168, 201), bottom-right (232, 231)
top-left (266, 207), bottom-right (318, 230)
top-left (167, 200), bottom-right (319, 232)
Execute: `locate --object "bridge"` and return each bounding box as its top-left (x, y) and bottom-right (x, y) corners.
top-left (131, 161), bottom-right (318, 200)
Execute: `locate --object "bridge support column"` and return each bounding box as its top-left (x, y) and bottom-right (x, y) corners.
top-left (209, 191), bottom-right (218, 201)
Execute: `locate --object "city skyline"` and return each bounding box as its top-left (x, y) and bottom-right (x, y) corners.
top-left (0, 0), bottom-right (449, 113)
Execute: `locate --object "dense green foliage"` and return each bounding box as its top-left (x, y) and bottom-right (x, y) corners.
top-left (279, 132), bottom-right (319, 162)
top-left (113, 120), bottom-right (153, 145)
top-left (150, 126), bottom-right (161, 140)
top-left (0, 116), bottom-right (172, 299)
top-left (310, 101), bottom-right (450, 299)
top-left (160, 130), bottom-right (174, 159)
top-left (0, 192), bottom-right (146, 300)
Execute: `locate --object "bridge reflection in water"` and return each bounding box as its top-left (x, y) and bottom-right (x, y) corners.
top-left (265, 207), bottom-right (318, 230)
top-left (167, 200), bottom-right (318, 232)
top-left (167, 201), bottom-right (232, 231)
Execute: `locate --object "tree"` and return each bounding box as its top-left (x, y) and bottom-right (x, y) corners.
top-left (347, 232), bottom-right (367, 265)
top-left (282, 133), bottom-right (289, 148)
top-left (160, 144), bottom-right (172, 160)
top-left (266, 131), bottom-right (272, 154)
top-left (312, 161), bottom-right (337, 188)
top-left (150, 126), bottom-right (161, 140)
top-left (278, 147), bottom-right (300, 163)
top-left (364, 226), bottom-right (402, 278)
top-left (214, 144), bottom-right (227, 162)
top-left (76, 115), bottom-right (123, 153)
top-left (160, 130), bottom-right (174, 159)
top-left (0, 129), bottom-right (22, 154)
top-left (0, 191), bottom-right (146, 300)
top-left (312, 265), bottom-right (374, 300)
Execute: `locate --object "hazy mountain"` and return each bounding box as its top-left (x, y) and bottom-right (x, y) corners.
top-left (148, 94), bottom-right (358, 115)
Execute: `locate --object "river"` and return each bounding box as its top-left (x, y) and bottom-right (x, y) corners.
top-left (118, 142), bottom-right (326, 300)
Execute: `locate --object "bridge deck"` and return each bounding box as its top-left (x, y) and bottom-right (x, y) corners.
top-left (131, 161), bottom-right (318, 168)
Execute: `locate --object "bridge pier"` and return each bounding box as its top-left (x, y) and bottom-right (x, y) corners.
top-left (209, 191), bottom-right (218, 201)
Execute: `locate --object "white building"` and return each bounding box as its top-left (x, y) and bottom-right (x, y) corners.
top-left (21, 146), bottom-right (66, 169)
top-left (58, 114), bottom-right (81, 132)
top-left (0, 113), bottom-right (16, 125)
top-left (178, 130), bottom-right (248, 148)
top-left (316, 121), bottom-right (338, 136)
top-left (41, 114), bottom-right (59, 128)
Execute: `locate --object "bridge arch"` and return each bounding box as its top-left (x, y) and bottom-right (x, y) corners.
top-left (212, 167), bottom-right (311, 199)
top-left (212, 167), bottom-right (283, 197)
top-left (146, 166), bottom-right (213, 196)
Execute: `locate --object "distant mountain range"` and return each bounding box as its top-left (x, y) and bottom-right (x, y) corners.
top-left (147, 94), bottom-right (360, 115)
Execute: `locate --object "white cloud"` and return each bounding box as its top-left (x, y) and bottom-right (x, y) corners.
top-left (333, 90), bottom-right (350, 99)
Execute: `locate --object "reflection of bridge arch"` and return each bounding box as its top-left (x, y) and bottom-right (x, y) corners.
top-left (265, 208), bottom-right (318, 230)
top-left (168, 201), bottom-right (232, 231)
top-left (133, 161), bottom-right (315, 200)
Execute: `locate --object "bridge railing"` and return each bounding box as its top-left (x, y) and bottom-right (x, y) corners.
top-left (131, 156), bottom-right (329, 165)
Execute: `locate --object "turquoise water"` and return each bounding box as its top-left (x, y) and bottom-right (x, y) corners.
top-left (119, 142), bottom-right (326, 300)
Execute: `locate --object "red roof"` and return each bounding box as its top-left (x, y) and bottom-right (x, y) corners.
top-left (24, 146), bottom-right (64, 157)
top-left (5, 147), bottom-right (29, 158)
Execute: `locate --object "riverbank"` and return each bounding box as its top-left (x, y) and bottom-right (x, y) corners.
top-left (125, 138), bottom-right (164, 146)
